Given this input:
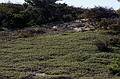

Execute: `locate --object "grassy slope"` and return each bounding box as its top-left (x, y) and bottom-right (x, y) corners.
top-left (0, 30), bottom-right (120, 79)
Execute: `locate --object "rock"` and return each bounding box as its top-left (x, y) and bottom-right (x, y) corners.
top-left (106, 26), bottom-right (110, 30)
top-left (35, 73), bottom-right (46, 77)
top-left (81, 19), bottom-right (89, 22)
top-left (74, 20), bottom-right (82, 23)
top-left (53, 26), bottom-right (58, 29)
top-left (73, 27), bottom-right (84, 32)
top-left (90, 27), bottom-right (96, 31)
top-left (89, 25), bottom-right (94, 28)
top-left (52, 26), bottom-right (58, 31)
top-left (84, 27), bottom-right (91, 31)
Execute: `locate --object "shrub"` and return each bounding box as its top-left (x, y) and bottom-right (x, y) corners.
top-left (110, 24), bottom-right (120, 32)
top-left (109, 58), bottom-right (120, 76)
top-left (108, 36), bottom-right (120, 46)
top-left (97, 18), bottom-right (120, 30)
top-left (15, 27), bottom-right (46, 38)
top-left (95, 40), bottom-right (112, 52)
top-left (98, 19), bottom-right (111, 29)
top-left (81, 7), bottom-right (118, 20)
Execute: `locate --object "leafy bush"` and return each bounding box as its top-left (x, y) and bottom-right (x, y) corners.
top-left (109, 58), bottom-right (120, 76)
top-left (95, 40), bottom-right (112, 52)
top-left (108, 36), bottom-right (120, 46)
top-left (81, 7), bottom-right (118, 20)
top-left (0, 3), bottom-right (27, 29)
top-left (98, 18), bottom-right (112, 29)
top-left (110, 24), bottom-right (120, 32)
top-left (97, 18), bottom-right (120, 31)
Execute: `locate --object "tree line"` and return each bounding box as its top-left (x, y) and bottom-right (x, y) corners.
top-left (0, 0), bottom-right (119, 30)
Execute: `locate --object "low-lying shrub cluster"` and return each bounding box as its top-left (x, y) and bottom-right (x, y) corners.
top-left (95, 40), bottom-right (112, 52)
top-left (95, 35), bottom-right (120, 52)
top-left (109, 58), bottom-right (120, 76)
top-left (97, 18), bottom-right (120, 32)
top-left (14, 27), bottom-right (47, 38)
top-left (108, 36), bottom-right (120, 46)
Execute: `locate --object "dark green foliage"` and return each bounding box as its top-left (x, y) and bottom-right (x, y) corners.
top-left (110, 24), bottom-right (120, 31)
top-left (98, 18), bottom-right (115, 29)
top-left (25, 0), bottom-right (58, 7)
top-left (21, 0), bottom-right (84, 26)
top-left (108, 36), bottom-right (120, 46)
top-left (0, 1), bottom-right (119, 30)
top-left (95, 40), bottom-right (112, 52)
top-left (81, 7), bottom-right (119, 20)
top-left (97, 18), bottom-right (120, 31)
top-left (0, 3), bottom-right (28, 29)
top-left (24, 3), bottom-right (83, 25)
top-left (0, 1), bottom-right (84, 29)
